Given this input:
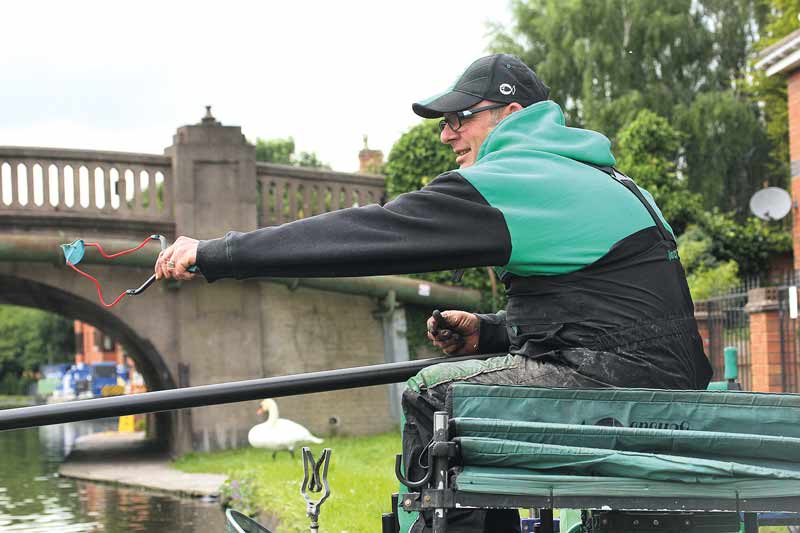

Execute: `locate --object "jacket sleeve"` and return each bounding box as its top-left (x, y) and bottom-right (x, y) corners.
top-left (476, 310), bottom-right (510, 353)
top-left (197, 172), bottom-right (512, 282)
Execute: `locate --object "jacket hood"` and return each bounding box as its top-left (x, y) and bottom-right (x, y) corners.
top-left (475, 100), bottom-right (616, 167)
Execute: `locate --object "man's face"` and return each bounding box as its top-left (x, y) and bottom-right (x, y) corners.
top-left (440, 100), bottom-right (503, 169)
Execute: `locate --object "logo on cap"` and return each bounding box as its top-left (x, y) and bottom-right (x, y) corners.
top-left (499, 83), bottom-right (516, 96)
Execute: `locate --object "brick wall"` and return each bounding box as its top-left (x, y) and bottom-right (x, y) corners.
top-left (74, 320), bottom-right (125, 365)
top-left (745, 288), bottom-right (785, 392)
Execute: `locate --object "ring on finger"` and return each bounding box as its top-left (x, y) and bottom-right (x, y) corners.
top-left (167, 261), bottom-right (176, 269)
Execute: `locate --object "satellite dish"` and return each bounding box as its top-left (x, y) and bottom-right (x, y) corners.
top-left (749, 187), bottom-right (792, 221)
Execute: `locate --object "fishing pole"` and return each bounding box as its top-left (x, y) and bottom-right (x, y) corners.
top-left (0, 352), bottom-right (501, 431)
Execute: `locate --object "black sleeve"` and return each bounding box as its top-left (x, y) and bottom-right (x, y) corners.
top-left (197, 172), bottom-right (512, 282)
top-left (476, 310), bottom-right (510, 353)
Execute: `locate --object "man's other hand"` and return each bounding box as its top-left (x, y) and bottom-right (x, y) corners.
top-left (426, 310), bottom-right (480, 356)
top-left (155, 236), bottom-right (199, 281)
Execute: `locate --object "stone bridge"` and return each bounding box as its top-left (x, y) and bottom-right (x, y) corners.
top-left (0, 109), bottom-right (479, 455)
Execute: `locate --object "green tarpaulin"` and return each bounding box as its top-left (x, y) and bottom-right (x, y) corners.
top-left (447, 384), bottom-right (800, 499)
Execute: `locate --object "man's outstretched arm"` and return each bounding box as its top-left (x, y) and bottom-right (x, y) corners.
top-left (156, 172), bottom-right (512, 281)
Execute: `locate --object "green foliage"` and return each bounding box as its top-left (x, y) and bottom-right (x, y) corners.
top-left (612, 106), bottom-right (791, 288)
top-left (687, 261), bottom-right (742, 301)
top-left (757, 0), bottom-right (800, 46)
top-left (254, 137), bottom-right (329, 169)
top-left (490, 0), bottom-right (752, 131)
top-left (219, 475), bottom-right (261, 518)
top-left (674, 91), bottom-right (771, 215)
top-left (675, 210), bottom-right (792, 298)
top-left (747, 70), bottom-right (791, 185)
top-left (384, 120), bottom-right (455, 199)
top-left (0, 306), bottom-right (73, 394)
top-left (678, 225), bottom-right (741, 300)
top-left (696, 209), bottom-right (792, 278)
top-left (677, 226), bottom-right (719, 272)
top-left (748, 0), bottom-right (800, 187)
top-left (615, 109), bottom-right (702, 235)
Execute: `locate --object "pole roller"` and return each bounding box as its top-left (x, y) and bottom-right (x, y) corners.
top-left (0, 353), bottom-right (501, 431)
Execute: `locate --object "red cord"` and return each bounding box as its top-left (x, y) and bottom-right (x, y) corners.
top-left (83, 235), bottom-right (153, 259)
top-left (67, 236), bottom-right (157, 308)
top-left (67, 262), bottom-right (128, 308)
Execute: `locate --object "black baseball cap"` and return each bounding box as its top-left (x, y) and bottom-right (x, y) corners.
top-left (412, 54), bottom-right (550, 118)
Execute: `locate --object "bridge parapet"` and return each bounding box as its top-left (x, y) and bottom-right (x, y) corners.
top-left (0, 147), bottom-right (173, 227)
top-left (257, 162), bottom-right (385, 226)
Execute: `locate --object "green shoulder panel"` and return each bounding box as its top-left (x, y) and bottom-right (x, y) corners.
top-left (459, 101), bottom-right (664, 276)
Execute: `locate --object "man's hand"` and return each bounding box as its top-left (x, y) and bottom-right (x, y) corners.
top-left (155, 236), bottom-right (199, 281)
top-left (426, 310), bottom-right (480, 356)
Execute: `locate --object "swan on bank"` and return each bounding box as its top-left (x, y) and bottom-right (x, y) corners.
top-left (247, 399), bottom-right (323, 458)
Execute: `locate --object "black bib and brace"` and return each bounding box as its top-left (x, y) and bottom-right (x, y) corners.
top-left (500, 164), bottom-right (711, 389)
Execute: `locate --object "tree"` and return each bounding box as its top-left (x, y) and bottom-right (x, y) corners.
top-left (677, 225), bottom-right (741, 300)
top-left (254, 137), bottom-right (329, 169)
top-left (0, 306), bottom-right (74, 394)
top-left (255, 137), bottom-right (294, 165)
top-left (490, 0), bottom-right (727, 131)
top-left (674, 91), bottom-right (771, 215)
top-left (747, 0), bottom-right (800, 188)
top-left (490, 0), bottom-right (780, 215)
top-left (615, 109), bottom-right (791, 281)
top-left (615, 109), bottom-right (702, 235)
top-left (383, 120), bottom-right (455, 199)
top-left (697, 209), bottom-right (792, 278)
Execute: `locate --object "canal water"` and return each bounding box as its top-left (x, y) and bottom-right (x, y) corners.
top-left (0, 418), bottom-right (225, 532)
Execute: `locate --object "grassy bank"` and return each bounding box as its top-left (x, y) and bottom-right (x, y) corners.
top-left (174, 431), bottom-right (402, 532)
top-left (0, 394), bottom-right (35, 408)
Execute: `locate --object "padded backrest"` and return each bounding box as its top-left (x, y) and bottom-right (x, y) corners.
top-left (448, 384), bottom-right (800, 438)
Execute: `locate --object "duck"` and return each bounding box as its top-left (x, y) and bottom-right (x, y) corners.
top-left (247, 399), bottom-right (323, 458)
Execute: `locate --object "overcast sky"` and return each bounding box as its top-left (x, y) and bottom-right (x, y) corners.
top-left (0, 1), bottom-right (513, 172)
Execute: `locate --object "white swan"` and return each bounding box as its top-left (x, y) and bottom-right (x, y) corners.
top-left (247, 399), bottom-right (323, 458)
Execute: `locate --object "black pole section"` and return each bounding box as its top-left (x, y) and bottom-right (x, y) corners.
top-left (0, 353), bottom-right (501, 431)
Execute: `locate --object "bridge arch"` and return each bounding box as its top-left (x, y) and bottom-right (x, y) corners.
top-left (0, 273), bottom-right (176, 447)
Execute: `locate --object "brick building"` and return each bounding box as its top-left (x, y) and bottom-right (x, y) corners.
top-left (757, 29), bottom-right (800, 272)
top-left (73, 320), bottom-right (146, 393)
top-left (721, 31), bottom-right (800, 392)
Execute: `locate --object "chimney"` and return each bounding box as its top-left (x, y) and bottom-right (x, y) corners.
top-left (358, 135), bottom-right (384, 174)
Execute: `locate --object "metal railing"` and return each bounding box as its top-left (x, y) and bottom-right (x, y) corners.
top-left (696, 287), bottom-right (753, 391)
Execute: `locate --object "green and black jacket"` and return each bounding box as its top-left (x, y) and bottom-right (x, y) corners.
top-left (198, 101), bottom-right (712, 390)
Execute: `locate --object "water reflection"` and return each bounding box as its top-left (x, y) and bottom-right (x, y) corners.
top-left (0, 419), bottom-right (224, 532)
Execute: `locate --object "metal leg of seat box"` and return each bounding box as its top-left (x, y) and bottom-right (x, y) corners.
top-left (539, 509), bottom-right (554, 533)
top-left (432, 411), bottom-right (450, 533)
top-left (743, 512), bottom-right (758, 533)
top-left (381, 493), bottom-right (400, 533)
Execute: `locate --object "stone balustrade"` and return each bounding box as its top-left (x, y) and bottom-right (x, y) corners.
top-left (0, 147), bottom-right (173, 224)
top-left (0, 148), bottom-right (389, 231)
top-left (256, 162), bottom-right (385, 226)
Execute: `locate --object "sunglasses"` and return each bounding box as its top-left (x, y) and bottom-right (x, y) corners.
top-left (438, 103), bottom-right (507, 133)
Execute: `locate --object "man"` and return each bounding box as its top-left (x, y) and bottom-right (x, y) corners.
top-left (157, 54), bottom-right (712, 532)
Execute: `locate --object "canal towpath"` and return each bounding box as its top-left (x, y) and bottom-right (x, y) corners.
top-left (58, 431), bottom-right (227, 498)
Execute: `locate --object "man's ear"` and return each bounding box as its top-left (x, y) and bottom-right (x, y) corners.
top-left (506, 102), bottom-right (524, 116)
